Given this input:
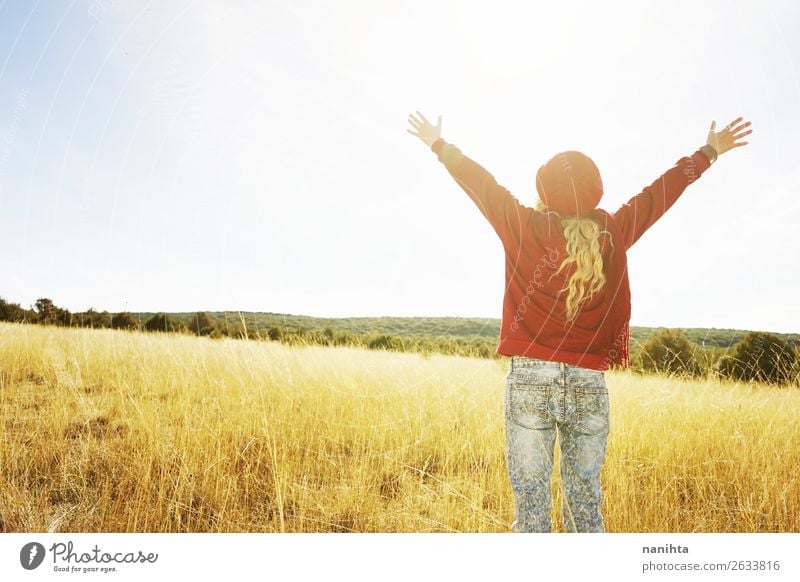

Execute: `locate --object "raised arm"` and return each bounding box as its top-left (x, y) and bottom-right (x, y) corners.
top-left (613, 116), bottom-right (752, 249)
top-left (407, 111), bottom-right (525, 245)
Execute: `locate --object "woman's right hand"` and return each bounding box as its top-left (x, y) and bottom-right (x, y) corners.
top-left (707, 116), bottom-right (752, 155)
top-left (407, 111), bottom-right (442, 147)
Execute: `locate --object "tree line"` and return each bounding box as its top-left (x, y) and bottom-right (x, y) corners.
top-left (633, 328), bottom-right (797, 385)
top-left (0, 297), bottom-right (239, 336)
top-left (1, 296), bottom-right (797, 385)
top-left (0, 296), bottom-right (498, 359)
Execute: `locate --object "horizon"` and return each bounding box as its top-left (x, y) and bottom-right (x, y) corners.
top-left (1, 1), bottom-right (798, 333)
top-left (2, 294), bottom-right (797, 338)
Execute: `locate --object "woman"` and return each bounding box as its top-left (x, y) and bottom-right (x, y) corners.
top-left (406, 111), bottom-right (751, 532)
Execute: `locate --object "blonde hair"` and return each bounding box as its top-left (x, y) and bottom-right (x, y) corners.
top-left (537, 199), bottom-right (611, 321)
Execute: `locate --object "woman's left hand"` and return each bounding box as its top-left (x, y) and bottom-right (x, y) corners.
top-left (706, 116), bottom-right (752, 156)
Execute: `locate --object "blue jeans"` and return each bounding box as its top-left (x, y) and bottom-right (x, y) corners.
top-left (503, 355), bottom-right (610, 532)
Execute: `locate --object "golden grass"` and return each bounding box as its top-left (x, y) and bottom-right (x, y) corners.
top-left (0, 322), bottom-right (798, 532)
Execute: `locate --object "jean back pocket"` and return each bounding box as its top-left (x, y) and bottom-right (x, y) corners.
top-left (505, 373), bottom-right (553, 430)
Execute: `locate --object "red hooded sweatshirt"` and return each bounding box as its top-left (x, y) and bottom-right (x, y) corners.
top-left (430, 138), bottom-right (713, 371)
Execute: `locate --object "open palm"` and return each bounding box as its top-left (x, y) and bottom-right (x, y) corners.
top-left (707, 116), bottom-right (752, 155)
top-left (407, 111), bottom-right (441, 147)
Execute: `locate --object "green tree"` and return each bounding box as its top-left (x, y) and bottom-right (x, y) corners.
top-left (35, 297), bottom-right (57, 325)
top-left (77, 308), bottom-right (112, 328)
top-left (33, 298), bottom-right (72, 327)
top-left (638, 329), bottom-right (701, 377)
top-left (111, 312), bottom-right (139, 330)
top-left (717, 332), bottom-right (796, 384)
top-left (0, 297), bottom-right (31, 322)
top-left (144, 313), bottom-right (180, 333)
top-left (188, 312), bottom-right (217, 336)
top-left (54, 307), bottom-right (73, 327)
top-left (96, 310), bottom-right (112, 328)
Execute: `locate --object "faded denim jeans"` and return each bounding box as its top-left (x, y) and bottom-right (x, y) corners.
top-left (503, 355), bottom-right (610, 532)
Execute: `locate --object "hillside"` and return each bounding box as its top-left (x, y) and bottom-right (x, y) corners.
top-left (136, 311), bottom-right (800, 349)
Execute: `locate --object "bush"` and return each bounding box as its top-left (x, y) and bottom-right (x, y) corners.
top-left (188, 312), bottom-right (217, 336)
top-left (111, 312), bottom-right (139, 330)
top-left (368, 334), bottom-right (403, 351)
top-left (144, 313), bottom-right (181, 333)
top-left (333, 330), bottom-right (357, 347)
top-left (716, 332), bottom-right (796, 384)
top-left (637, 329), bottom-right (702, 377)
top-left (76, 309), bottom-right (112, 329)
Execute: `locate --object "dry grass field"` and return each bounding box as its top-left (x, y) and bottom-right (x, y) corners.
top-left (1, 322), bottom-right (798, 532)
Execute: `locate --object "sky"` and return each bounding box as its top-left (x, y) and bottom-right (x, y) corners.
top-left (0, 0), bottom-right (798, 333)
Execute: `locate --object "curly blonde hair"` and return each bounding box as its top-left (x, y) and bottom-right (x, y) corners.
top-left (537, 200), bottom-right (611, 321)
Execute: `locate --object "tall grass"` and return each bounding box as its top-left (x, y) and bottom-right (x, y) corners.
top-left (0, 322), bottom-right (798, 532)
